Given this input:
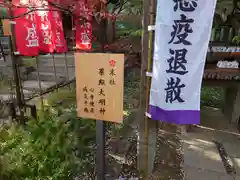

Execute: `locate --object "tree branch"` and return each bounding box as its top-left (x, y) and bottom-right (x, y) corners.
top-left (111, 0), bottom-right (128, 16)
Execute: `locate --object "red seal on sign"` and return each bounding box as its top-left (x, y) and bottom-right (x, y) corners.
top-left (109, 59), bottom-right (116, 67)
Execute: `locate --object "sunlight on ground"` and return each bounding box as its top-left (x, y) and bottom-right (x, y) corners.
top-left (205, 107), bottom-right (220, 111)
top-left (196, 125), bottom-right (240, 136)
top-left (183, 138), bottom-right (214, 148)
top-left (196, 139), bottom-right (214, 146)
top-left (108, 153), bottom-right (128, 164)
top-left (188, 144), bottom-right (220, 162)
top-left (123, 110), bottom-right (130, 116)
top-left (233, 158), bottom-right (240, 169)
top-left (184, 139), bottom-right (222, 162)
top-left (203, 150), bottom-right (222, 161)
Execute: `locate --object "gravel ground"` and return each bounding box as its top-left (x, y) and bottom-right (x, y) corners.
top-left (152, 123), bottom-right (184, 180)
top-left (106, 122), bottom-right (184, 180)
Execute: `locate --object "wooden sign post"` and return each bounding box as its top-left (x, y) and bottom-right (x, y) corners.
top-left (75, 53), bottom-right (124, 179)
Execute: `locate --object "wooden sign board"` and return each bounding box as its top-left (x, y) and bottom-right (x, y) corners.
top-left (2, 20), bottom-right (11, 36)
top-left (75, 53), bottom-right (124, 123)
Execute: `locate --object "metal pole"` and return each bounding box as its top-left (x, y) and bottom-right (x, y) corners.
top-left (96, 16), bottom-right (107, 180)
top-left (8, 77), bottom-right (16, 120)
top-left (71, 15), bottom-right (75, 51)
top-left (16, 59), bottom-right (25, 108)
top-left (70, 15), bottom-right (75, 90)
top-left (9, 5), bottom-right (24, 123)
top-left (96, 120), bottom-right (106, 180)
top-left (64, 52), bottom-right (70, 89)
top-left (36, 56), bottom-right (44, 110)
top-left (52, 53), bottom-right (58, 91)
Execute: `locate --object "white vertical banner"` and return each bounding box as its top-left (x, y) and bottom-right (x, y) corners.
top-left (149, 0), bottom-right (217, 124)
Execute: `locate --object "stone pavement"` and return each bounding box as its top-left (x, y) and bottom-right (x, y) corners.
top-left (181, 107), bottom-right (240, 180)
top-left (182, 130), bottom-right (237, 180)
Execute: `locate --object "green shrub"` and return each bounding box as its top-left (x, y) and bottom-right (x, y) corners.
top-left (46, 89), bottom-right (76, 108)
top-left (0, 110), bottom-right (96, 180)
top-left (201, 87), bottom-right (224, 107)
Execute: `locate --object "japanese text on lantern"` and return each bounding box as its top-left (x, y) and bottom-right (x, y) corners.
top-left (41, 24), bottom-right (51, 45)
top-left (80, 23), bottom-right (91, 44)
top-left (25, 23), bottom-right (39, 47)
top-left (75, 53), bottom-right (124, 123)
top-left (55, 32), bottom-right (63, 47)
top-left (37, 2), bottom-right (52, 47)
top-left (25, 10), bottom-right (38, 47)
top-left (165, 0), bottom-right (198, 104)
top-left (53, 11), bottom-right (64, 47)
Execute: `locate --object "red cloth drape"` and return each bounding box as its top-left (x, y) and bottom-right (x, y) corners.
top-left (13, 0), bottom-right (67, 54)
top-left (13, 0), bottom-right (96, 54)
top-left (51, 10), bottom-right (67, 53)
top-left (12, 0), bottom-right (40, 56)
top-left (75, 0), bottom-right (92, 50)
top-left (35, 0), bottom-right (55, 53)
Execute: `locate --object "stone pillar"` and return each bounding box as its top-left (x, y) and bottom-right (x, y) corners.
top-left (223, 87), bottom-right (240, 124)
top-left (231, 88), bottom-right (240, 125)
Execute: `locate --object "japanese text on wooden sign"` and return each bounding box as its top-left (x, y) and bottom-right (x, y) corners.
top-left (75, 53), bottom-right (124, 123)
